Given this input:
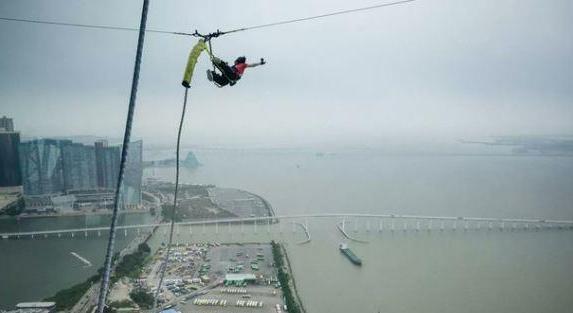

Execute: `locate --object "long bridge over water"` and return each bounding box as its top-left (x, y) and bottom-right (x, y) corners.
top-left (2, 213), bottom-right (572, 240)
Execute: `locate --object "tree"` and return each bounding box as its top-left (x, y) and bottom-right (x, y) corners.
top-left (129, 289), bottom-right (154, 309)
top-left (138, 242), bottom-right (151, 253)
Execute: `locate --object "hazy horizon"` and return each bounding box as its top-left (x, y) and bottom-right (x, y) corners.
top-left (2, 0), bottom-right (572, 147)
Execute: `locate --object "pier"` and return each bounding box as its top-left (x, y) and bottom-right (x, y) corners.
top-left (70, 252), bottom-right (92, 267)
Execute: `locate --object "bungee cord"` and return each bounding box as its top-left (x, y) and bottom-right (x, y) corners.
top-left (152, 87), bottom-right (189, 310)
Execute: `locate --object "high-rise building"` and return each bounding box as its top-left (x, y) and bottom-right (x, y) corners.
top-left (0, 130), bottom-right (22, 187)
top-left (123, 140), bottom-right (143, 206)
top-left (18, 138), bottom-right (142, 207)
top-left (62, 142), bottom-right (97, 191)
top-left (19, 139), bottom-right (67, 195)
top-left (95, 140), bottom-right (120, 190)
top-left (0, 116), bottom-right (14, 132)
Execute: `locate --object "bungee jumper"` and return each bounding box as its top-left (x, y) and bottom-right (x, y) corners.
top-left (181, 34), bottom-right (266, 89)
top-left (207, 56), bottom-right (265, 87)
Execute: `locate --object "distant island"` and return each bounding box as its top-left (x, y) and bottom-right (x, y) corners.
top-left (460, 135), bottom-right (573, 156)
top-left (143, 151), bottom-right (201, 168)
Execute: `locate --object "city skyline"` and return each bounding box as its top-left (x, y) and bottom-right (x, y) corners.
top-left (18, 138), bottom-right (143, 203)
top-left (0, 116), bottom-right (143, 213)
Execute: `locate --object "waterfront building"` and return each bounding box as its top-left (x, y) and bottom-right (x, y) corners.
top-left (94, 140), bottom-right (120, 190)
top-left (62, 142), bottom-right (97, 191)
top-left (0, 130), bottom-right (22, 187)
top-left (0, 115), bottom-right (14, 132)
top-left (18, 138), bottom-right (142, 208)
top-left (123, 140), bottom-right (143, 207)
top-left (19, 139), bottom-right (67, 195)
top-left (11, 302), bottom-right (56, 313)
top-left (67, 189), bottom-right (115, 210)
top-left (95, 139), bottom-right (142, 207)
top-left (224, 273), bottom-right (258, 284)
top-left (50, 194), bottom-right (76, 213)
top-left (24, 186), bottom-right (116, 213)
top-left (24, 194), bottom-right (55, 209)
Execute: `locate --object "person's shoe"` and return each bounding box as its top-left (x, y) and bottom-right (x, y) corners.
top-left (182, 80), bottom-right (190, 88)
top-left (206, 70), bottom-right (213, 82)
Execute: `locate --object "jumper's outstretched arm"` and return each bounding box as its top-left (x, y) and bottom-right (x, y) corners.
top-left (247, 58), bottom-right (266, 68)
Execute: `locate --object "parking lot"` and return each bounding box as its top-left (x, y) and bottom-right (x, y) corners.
top-left (178, 284), bottom-right (283, 313)
top-left (206, 244), bottom-right (276, 281)
top-left (165, 243), bottom-right (284, 313)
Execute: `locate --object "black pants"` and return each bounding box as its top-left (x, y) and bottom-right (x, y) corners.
top-left (212, 60), bottom-right (240, 86)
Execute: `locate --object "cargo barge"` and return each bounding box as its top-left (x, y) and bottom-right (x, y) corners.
top-left (339, 243), bottom-right (362, 266)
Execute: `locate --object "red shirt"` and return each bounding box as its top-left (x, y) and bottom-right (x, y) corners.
top-left (233, 63), bottom-right (248, 76)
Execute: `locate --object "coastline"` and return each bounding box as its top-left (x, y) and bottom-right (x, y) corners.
top-left (0, 208), bottom-right (151, 220)
top-left (4, 184), bottom-right (283, 310)
top-left (272, 241), bottom-right (307, 313)
top-left (281, 243), bottom-right (307, 313)
top-left (46, 214), bottom-right (160, 312)
top-left (248, 191), bottom-right (277, 220)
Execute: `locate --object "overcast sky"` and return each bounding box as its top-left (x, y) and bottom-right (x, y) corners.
top-left (1, 0), bottom-right (572, 147)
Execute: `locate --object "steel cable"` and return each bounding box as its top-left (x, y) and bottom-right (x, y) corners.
top-left (1, 0), bottom-right (418, 38)
top-left (96, 1), bottom-right (149, 312)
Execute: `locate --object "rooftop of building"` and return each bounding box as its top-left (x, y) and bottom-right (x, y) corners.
top-left (15, 302), bottom-right (55, 308)
top-left (224, 273), bottom-right (258, 281)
